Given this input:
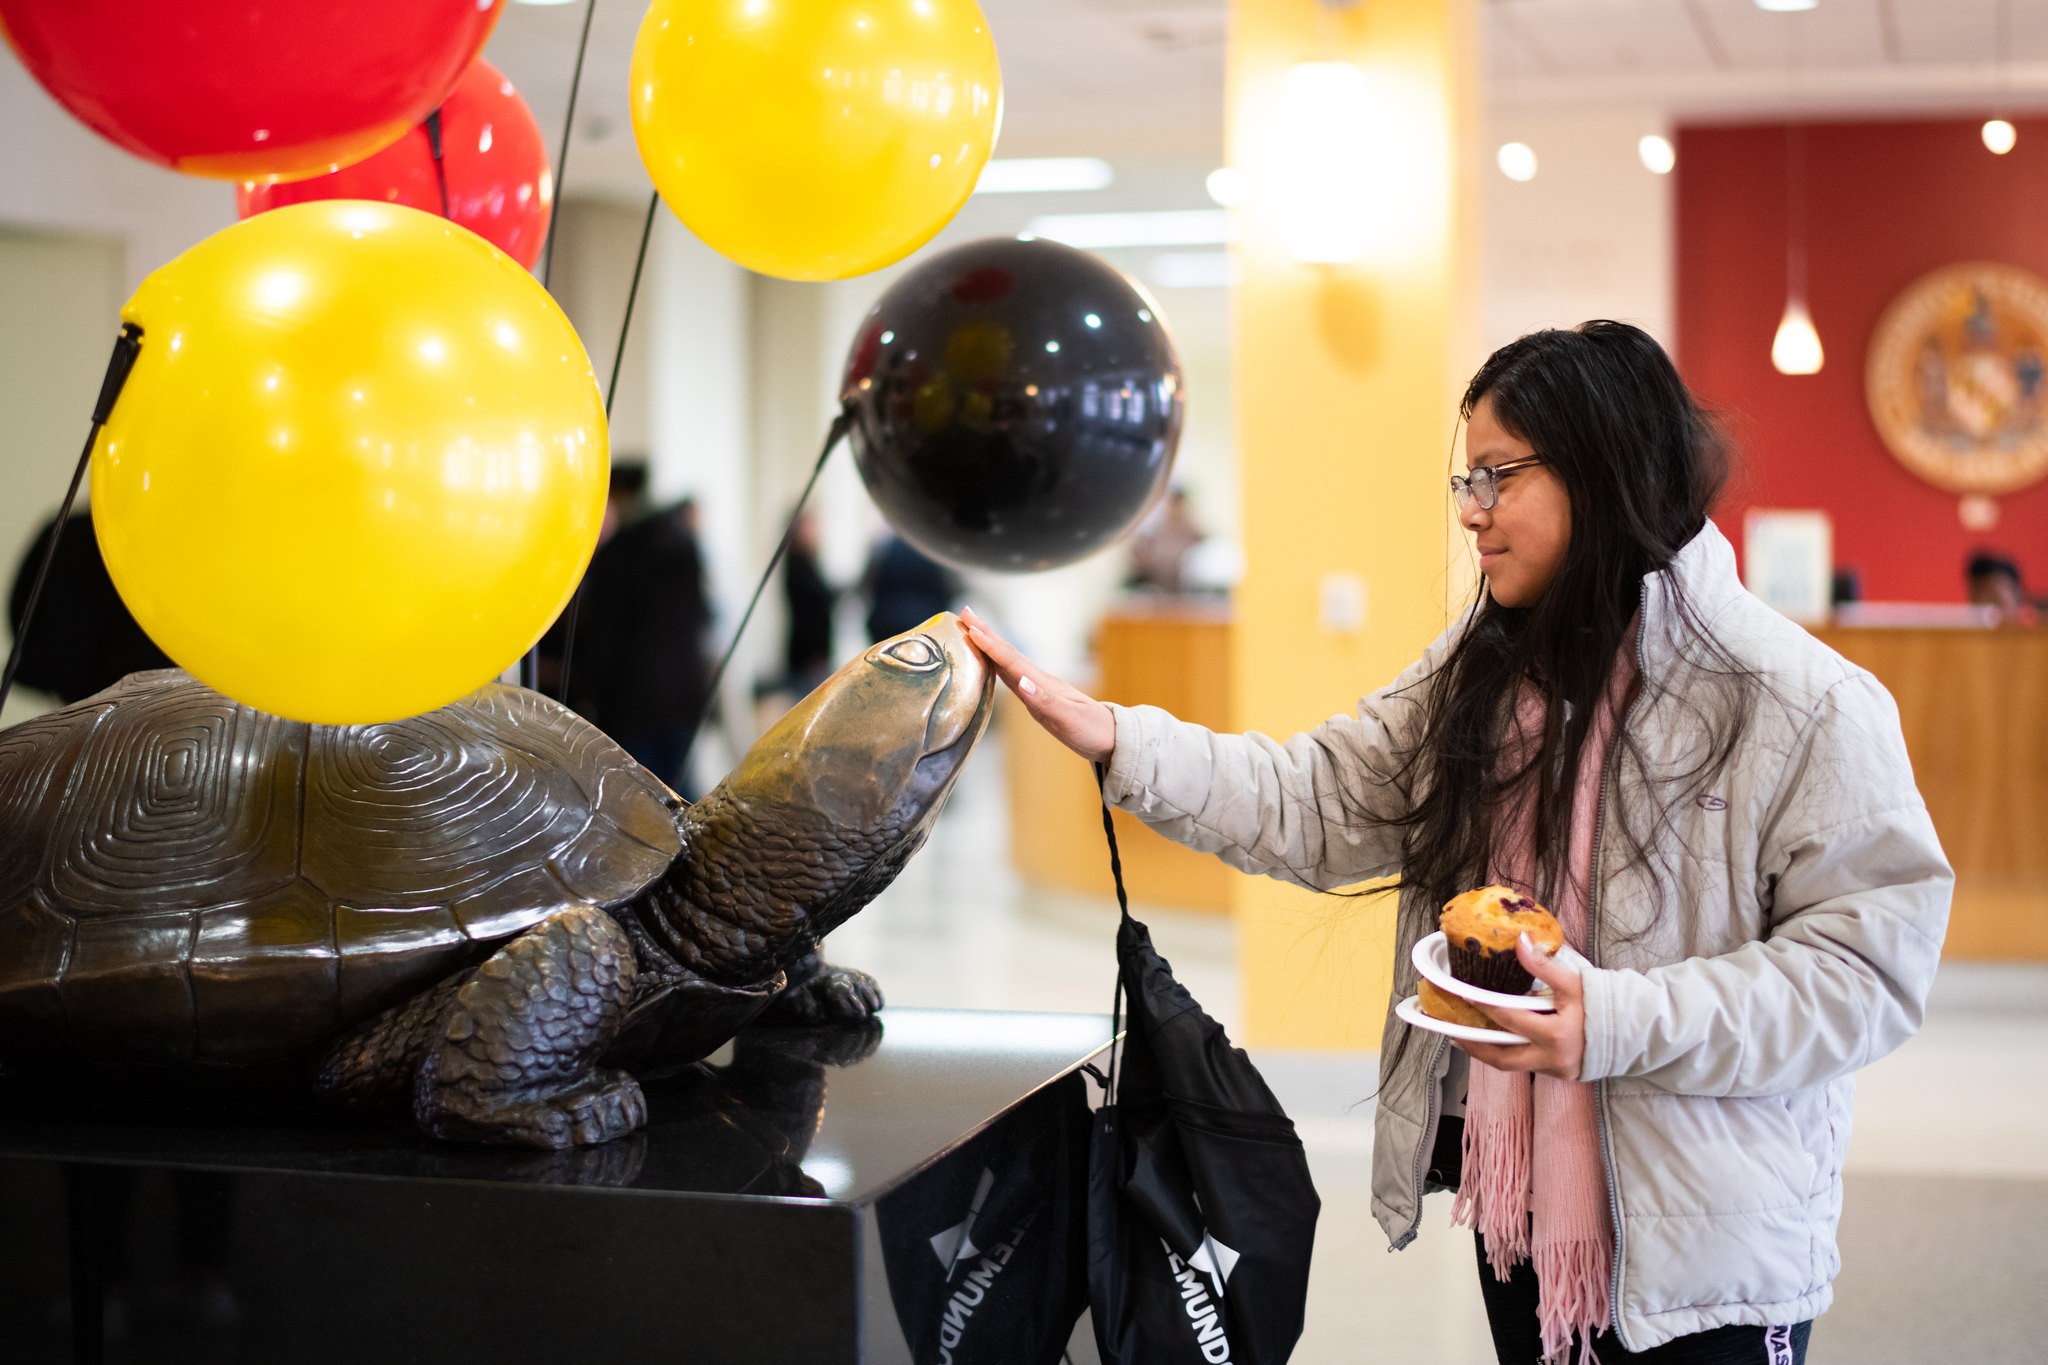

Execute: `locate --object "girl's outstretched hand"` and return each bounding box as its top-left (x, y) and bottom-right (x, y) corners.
top-left (959, 607), bottom-right (1116, 763)
top-left (1458, 933), bottom-right (1588, 1081)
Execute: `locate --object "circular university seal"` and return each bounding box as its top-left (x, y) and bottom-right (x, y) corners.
top-left (1866, 262), bottom-right (2048, 496)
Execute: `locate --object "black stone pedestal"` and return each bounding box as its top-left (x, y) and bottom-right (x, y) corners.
top-left (0, 1008), bottom-right (1111, 1365)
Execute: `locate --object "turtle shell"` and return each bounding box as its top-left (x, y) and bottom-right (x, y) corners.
top-left (0, 670), bottom-right (681, 1069)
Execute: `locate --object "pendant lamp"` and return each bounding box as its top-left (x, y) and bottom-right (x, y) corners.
top-left (1772, 122), bottom-right (1822, 376)
top-left (1985, 0), bottom-right (2017, 155)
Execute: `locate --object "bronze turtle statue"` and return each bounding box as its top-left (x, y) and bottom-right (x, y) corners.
top-left (0, 612), bottom-right (992, 1149)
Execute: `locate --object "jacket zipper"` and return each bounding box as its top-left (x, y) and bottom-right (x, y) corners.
top-left (1392, 1030), bottom-right (1449, 1251)
top-left (1587, 582), bottom-right (1653, 1351)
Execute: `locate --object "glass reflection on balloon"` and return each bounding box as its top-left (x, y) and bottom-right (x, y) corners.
top-left (842, 237), bottom-right (1185, 572)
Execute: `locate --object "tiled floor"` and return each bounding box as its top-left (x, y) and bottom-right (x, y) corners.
top-left (835, 729), bottom-right (2048, 1364)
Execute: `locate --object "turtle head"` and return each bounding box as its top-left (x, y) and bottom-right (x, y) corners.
top-left (739, 611), bottom-right (994, 835)
top-left (670, 613), bottom-right (994, 971)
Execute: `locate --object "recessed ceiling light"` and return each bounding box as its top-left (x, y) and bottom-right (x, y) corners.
top-left (1754, 0), bottom-right (1818, 12)
top-left (1639, 134), bottom-right (1676, 175)
top-left (1497, 142), bottom-right (1538, 182)
top-left (1148, 251), bottom-right (1238, 290)
top-left (973, 157), bottom-right (1115, 194)
top-left (1205, 167), bottom-right (1244, 208)
top-left (1984, 119), bottom-right (2018, 155)
top-left (1022, 210), bottom-right (1234, 250)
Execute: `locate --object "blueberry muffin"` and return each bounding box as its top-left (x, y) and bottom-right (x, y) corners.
top-left (1439, 885), bottom-right (1565, 995)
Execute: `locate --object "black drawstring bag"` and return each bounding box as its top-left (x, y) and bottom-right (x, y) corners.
top-left (877, 1070), bottom-right (1093, 1364)
top-left (1087, 766), bottom-right (1320, 1365)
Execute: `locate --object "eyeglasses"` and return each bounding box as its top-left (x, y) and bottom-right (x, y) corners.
top-left (1450, 456), bottom-right (1545, 511)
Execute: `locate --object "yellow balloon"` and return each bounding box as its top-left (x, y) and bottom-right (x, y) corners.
top-left (630, 0), bottom-right (1002, 282)
top-left (91, 201), bottom-right (609, 724)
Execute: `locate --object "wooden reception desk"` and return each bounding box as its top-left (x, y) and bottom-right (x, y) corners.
top-left (1005, 600), bottom-right (1241, 912)
top-left (1812, 625), bottom-right (2048, 960)
top-left (1008, 609), bottom-right (2046, 958)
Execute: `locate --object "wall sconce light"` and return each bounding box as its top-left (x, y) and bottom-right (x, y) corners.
top-left (1275, 59), bottom-right (1372, 265)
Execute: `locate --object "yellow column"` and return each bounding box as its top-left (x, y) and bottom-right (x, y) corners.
top-left (1227, 0), bottom-right (1480, 1049)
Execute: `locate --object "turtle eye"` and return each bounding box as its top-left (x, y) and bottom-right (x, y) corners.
top-left (875, 636), bottom-right (943, 672)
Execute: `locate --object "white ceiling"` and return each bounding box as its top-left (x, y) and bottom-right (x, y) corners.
top-left (1492, 0), bottom-right (2048, 113)
top-left (481, 0), bottom-right (2048, 199)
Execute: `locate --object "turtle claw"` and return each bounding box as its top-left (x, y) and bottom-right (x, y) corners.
top-left (523, 1069), bottom-right (648, 1150)
top-left (767, 963), bottom-right (885, 1024)
top-left (558, 1069), bottom-right (649, 1146)
top-left (426, 1069), bottom-right (646, 1151)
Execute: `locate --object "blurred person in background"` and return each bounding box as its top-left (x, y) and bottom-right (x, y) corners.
top-left (537, 462), bottom-right (650, 699)
top-left (1124, 487), bottom-right (1205, 594)
top-left (781, 509), bottom-right (837, 699)
top-left (566, 490), bottom-right (713, 799)
top-left (1965, 550), bottom-right (2037, 625)
top-left (8, 507), bottom-right (171, 705)
top-left (861, 532), bottom-right (961, 644)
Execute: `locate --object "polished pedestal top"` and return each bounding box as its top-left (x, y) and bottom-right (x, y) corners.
top-left (0, 1009), bottom-right (1112, 1364)
top-left (0, 1007), bottom-right (1114, 1202)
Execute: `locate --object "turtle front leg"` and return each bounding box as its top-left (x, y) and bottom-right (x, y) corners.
top-left (762, 948), bottom-right (884, 1024)
top-left (416, 907), bottom-right (646, 1149)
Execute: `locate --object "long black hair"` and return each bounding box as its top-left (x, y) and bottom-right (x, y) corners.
top-left (1388, 321), bottom-right (1745, 930)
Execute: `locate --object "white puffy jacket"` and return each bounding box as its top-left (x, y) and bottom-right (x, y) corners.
top-left (1100, 523), bottom-right (1951, 1350)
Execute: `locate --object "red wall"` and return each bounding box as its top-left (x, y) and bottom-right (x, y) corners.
top-left (1678, 117), bottom-right (2048, 602)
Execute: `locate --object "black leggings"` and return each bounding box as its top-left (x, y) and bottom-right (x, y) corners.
top-left (1431, 1117), bottom-right (1812, 1365)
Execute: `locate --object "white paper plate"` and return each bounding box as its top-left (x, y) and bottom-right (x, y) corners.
top-left (1413, 930), bottom-right (1583, 1013)
top-left (1394, 994), bottom-right (1530, 1046)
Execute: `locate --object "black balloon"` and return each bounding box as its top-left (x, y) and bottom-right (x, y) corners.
top-left (841, 236), bottom-right (1185, 573)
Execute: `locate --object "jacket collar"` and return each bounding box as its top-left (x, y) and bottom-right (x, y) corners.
top-left (1638, 519), bottom-right (1747, 676)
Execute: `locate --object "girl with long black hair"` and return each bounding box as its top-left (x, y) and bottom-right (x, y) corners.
top-left (963, 321), bottom-right (1950, 1364)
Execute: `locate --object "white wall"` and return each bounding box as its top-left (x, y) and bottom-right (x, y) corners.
top-left (0, 61), bottom-right (234, 292)
top-left (1480, 103), bottom-right (1676, 355)
top-left (548, 198), bottom-right (655, 459)
top-left (0, 229), bottom-right (126, 726)
top-left (643, 211), bottom-right (757, 771)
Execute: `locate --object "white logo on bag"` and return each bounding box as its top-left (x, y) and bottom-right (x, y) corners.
top-left (1164, 1238), bottom-right (1238, 1364)
top-left (930, 1167), bottom-right (996, 1278)
top-left (1189, 1232), bottom-right (1241, 1289)
top-left (927, 1168), bottom-right (1036, 1365)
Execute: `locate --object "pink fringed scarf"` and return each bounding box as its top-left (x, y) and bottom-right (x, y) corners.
top-left (1451, 625), bottom-right (1639, 1364)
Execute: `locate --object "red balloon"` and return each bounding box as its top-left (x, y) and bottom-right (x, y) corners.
top-left (237, 60), bottom-right (552, 270)
top-left (0, 0), bottom-right (505, 182)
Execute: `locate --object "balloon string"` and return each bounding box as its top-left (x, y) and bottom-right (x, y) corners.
top-left (524, 0), bottom-right (601, 693)
top-left (537, 0), bottom-right (600, 291)
top-left (678, 412), bottom-right (852, 779)
top-left (554, 187), bottom-right (662, 707)
top-left (1, 324), bottom-right (144, 719)
top-left (424, 108), bottom-right (451, 221)
top-left (604, 191), bottom-right (662, 410)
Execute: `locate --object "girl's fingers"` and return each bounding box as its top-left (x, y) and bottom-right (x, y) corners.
top-left (959, 611), bottom-right (1022, 669)
top-left (1519, 934), bottom-right (1581, 997)
top-left (957, 611), bottom-right (1115, 760)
